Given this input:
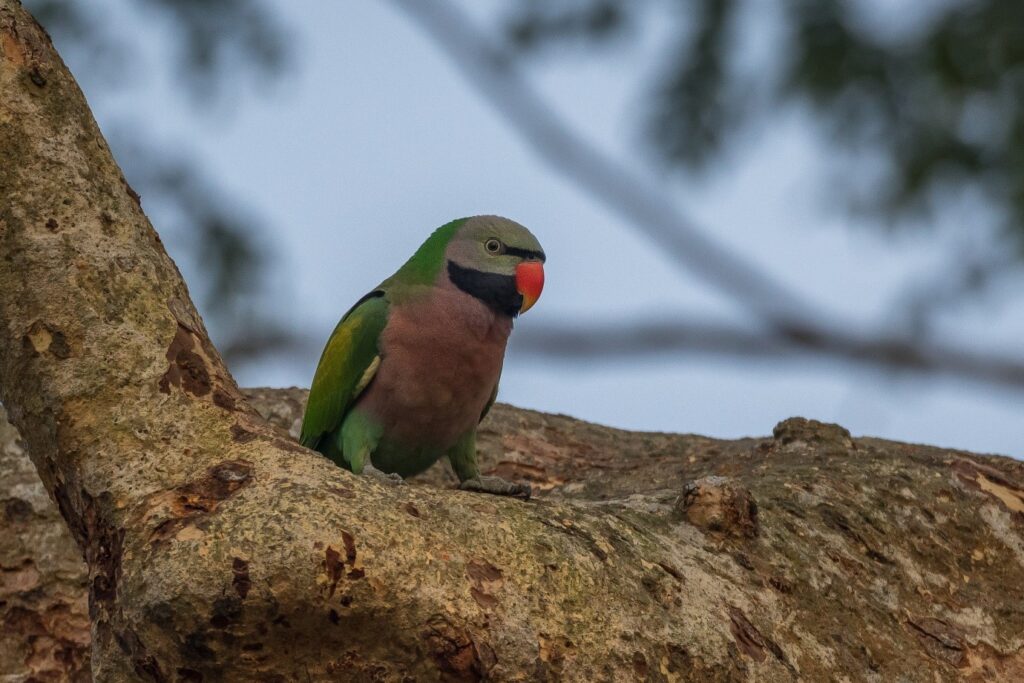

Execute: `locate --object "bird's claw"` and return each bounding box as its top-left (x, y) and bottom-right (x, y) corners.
top-left (363, 464), bottom-right (404, 486)
top-left (459, 476), bottom-right (531, 500)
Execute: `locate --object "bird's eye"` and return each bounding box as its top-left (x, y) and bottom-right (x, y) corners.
top-left (485, 239), bottom-right (502, 254)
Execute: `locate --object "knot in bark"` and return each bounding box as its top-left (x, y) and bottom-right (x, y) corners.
top-left (772, 416), bottom-right (853, 451)
top-left (677, 476), bottom-right (758, 539)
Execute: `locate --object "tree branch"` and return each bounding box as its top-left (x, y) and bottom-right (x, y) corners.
top-left (6, 388), bottom-right (1024, 679)
top-left (516, 315), bottom-right (1024, 390)
top-left (0, 402), bottom-right (90, 681)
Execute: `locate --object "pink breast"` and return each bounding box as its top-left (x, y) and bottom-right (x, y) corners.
top-left (357, 289), bottom-right (511, 451)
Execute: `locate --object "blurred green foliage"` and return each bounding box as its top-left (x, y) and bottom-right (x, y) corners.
top-left (24, 0), bottom-right (293, 363)
top-left (506, 0), bottom-right (1024, 240)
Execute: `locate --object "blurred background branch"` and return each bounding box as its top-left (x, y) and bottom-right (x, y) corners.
top-left (394, 0), bottom-right (1024, 392)
top-left (393, 0), bottom-right (823, 330)
top-left (517, 316), bottom-right (1024, 391)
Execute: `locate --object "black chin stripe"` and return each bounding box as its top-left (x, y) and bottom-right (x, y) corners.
top-left (504, 246), bottom-right (546, 262)
top-left (447, 261), bottom-right (522, 317)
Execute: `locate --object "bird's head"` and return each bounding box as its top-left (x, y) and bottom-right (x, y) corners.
top-left (444, 216), bottom-right (546, 317)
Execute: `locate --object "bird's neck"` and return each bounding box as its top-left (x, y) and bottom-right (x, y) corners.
top-left (422, 268), bottom-right (515, 342)
top-left (443, 260), bottom-right (522, 318)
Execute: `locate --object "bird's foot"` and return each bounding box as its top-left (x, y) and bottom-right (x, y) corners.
top-left (459, 476), bottom-right (531, 500)
top-left (363, 464), bottom-right (404, 486)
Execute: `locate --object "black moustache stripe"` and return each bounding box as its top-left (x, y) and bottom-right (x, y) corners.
top-left (447, 261), bottom-right (523, 317)
top-left (504, 246), bottom-right (546, 262)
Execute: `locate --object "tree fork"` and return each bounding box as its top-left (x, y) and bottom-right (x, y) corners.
top-left (3, 2), bottom-right (1024, 681)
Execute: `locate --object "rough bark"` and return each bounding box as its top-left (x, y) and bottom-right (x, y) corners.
top-left (1, 402), bottom-right (91, 681)
top-left (2, 1), bottom-right (1024, 680)
top-left (5, 396), bottom-right (1024, 682)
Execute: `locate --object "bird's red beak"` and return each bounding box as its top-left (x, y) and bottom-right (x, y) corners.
top-left (516, 261), bottom-right (544, 313)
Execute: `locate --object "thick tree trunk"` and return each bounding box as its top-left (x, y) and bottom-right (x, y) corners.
top-left (2, 1), bottom-right (1024, 680)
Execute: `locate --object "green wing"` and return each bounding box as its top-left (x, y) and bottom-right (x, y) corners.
top-left (300, 291), bottom-right (389, 451)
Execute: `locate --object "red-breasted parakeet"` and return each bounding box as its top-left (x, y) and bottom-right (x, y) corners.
top-left (300, 216), bottom-right (545, 498)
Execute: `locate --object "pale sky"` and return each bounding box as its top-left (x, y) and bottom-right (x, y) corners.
top-left (72, 1), bottom-right (1024, 457)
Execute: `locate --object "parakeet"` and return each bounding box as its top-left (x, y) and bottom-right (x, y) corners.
top-left (300, 216), bottom-right (545, 498)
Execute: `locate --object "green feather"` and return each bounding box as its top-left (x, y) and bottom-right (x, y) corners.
top-left (384, 217), bottom-right (467, 289)
top-left (300, 219), bottom-right (468, 461)
top-left (300, 292), bottom-right (389, 454)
